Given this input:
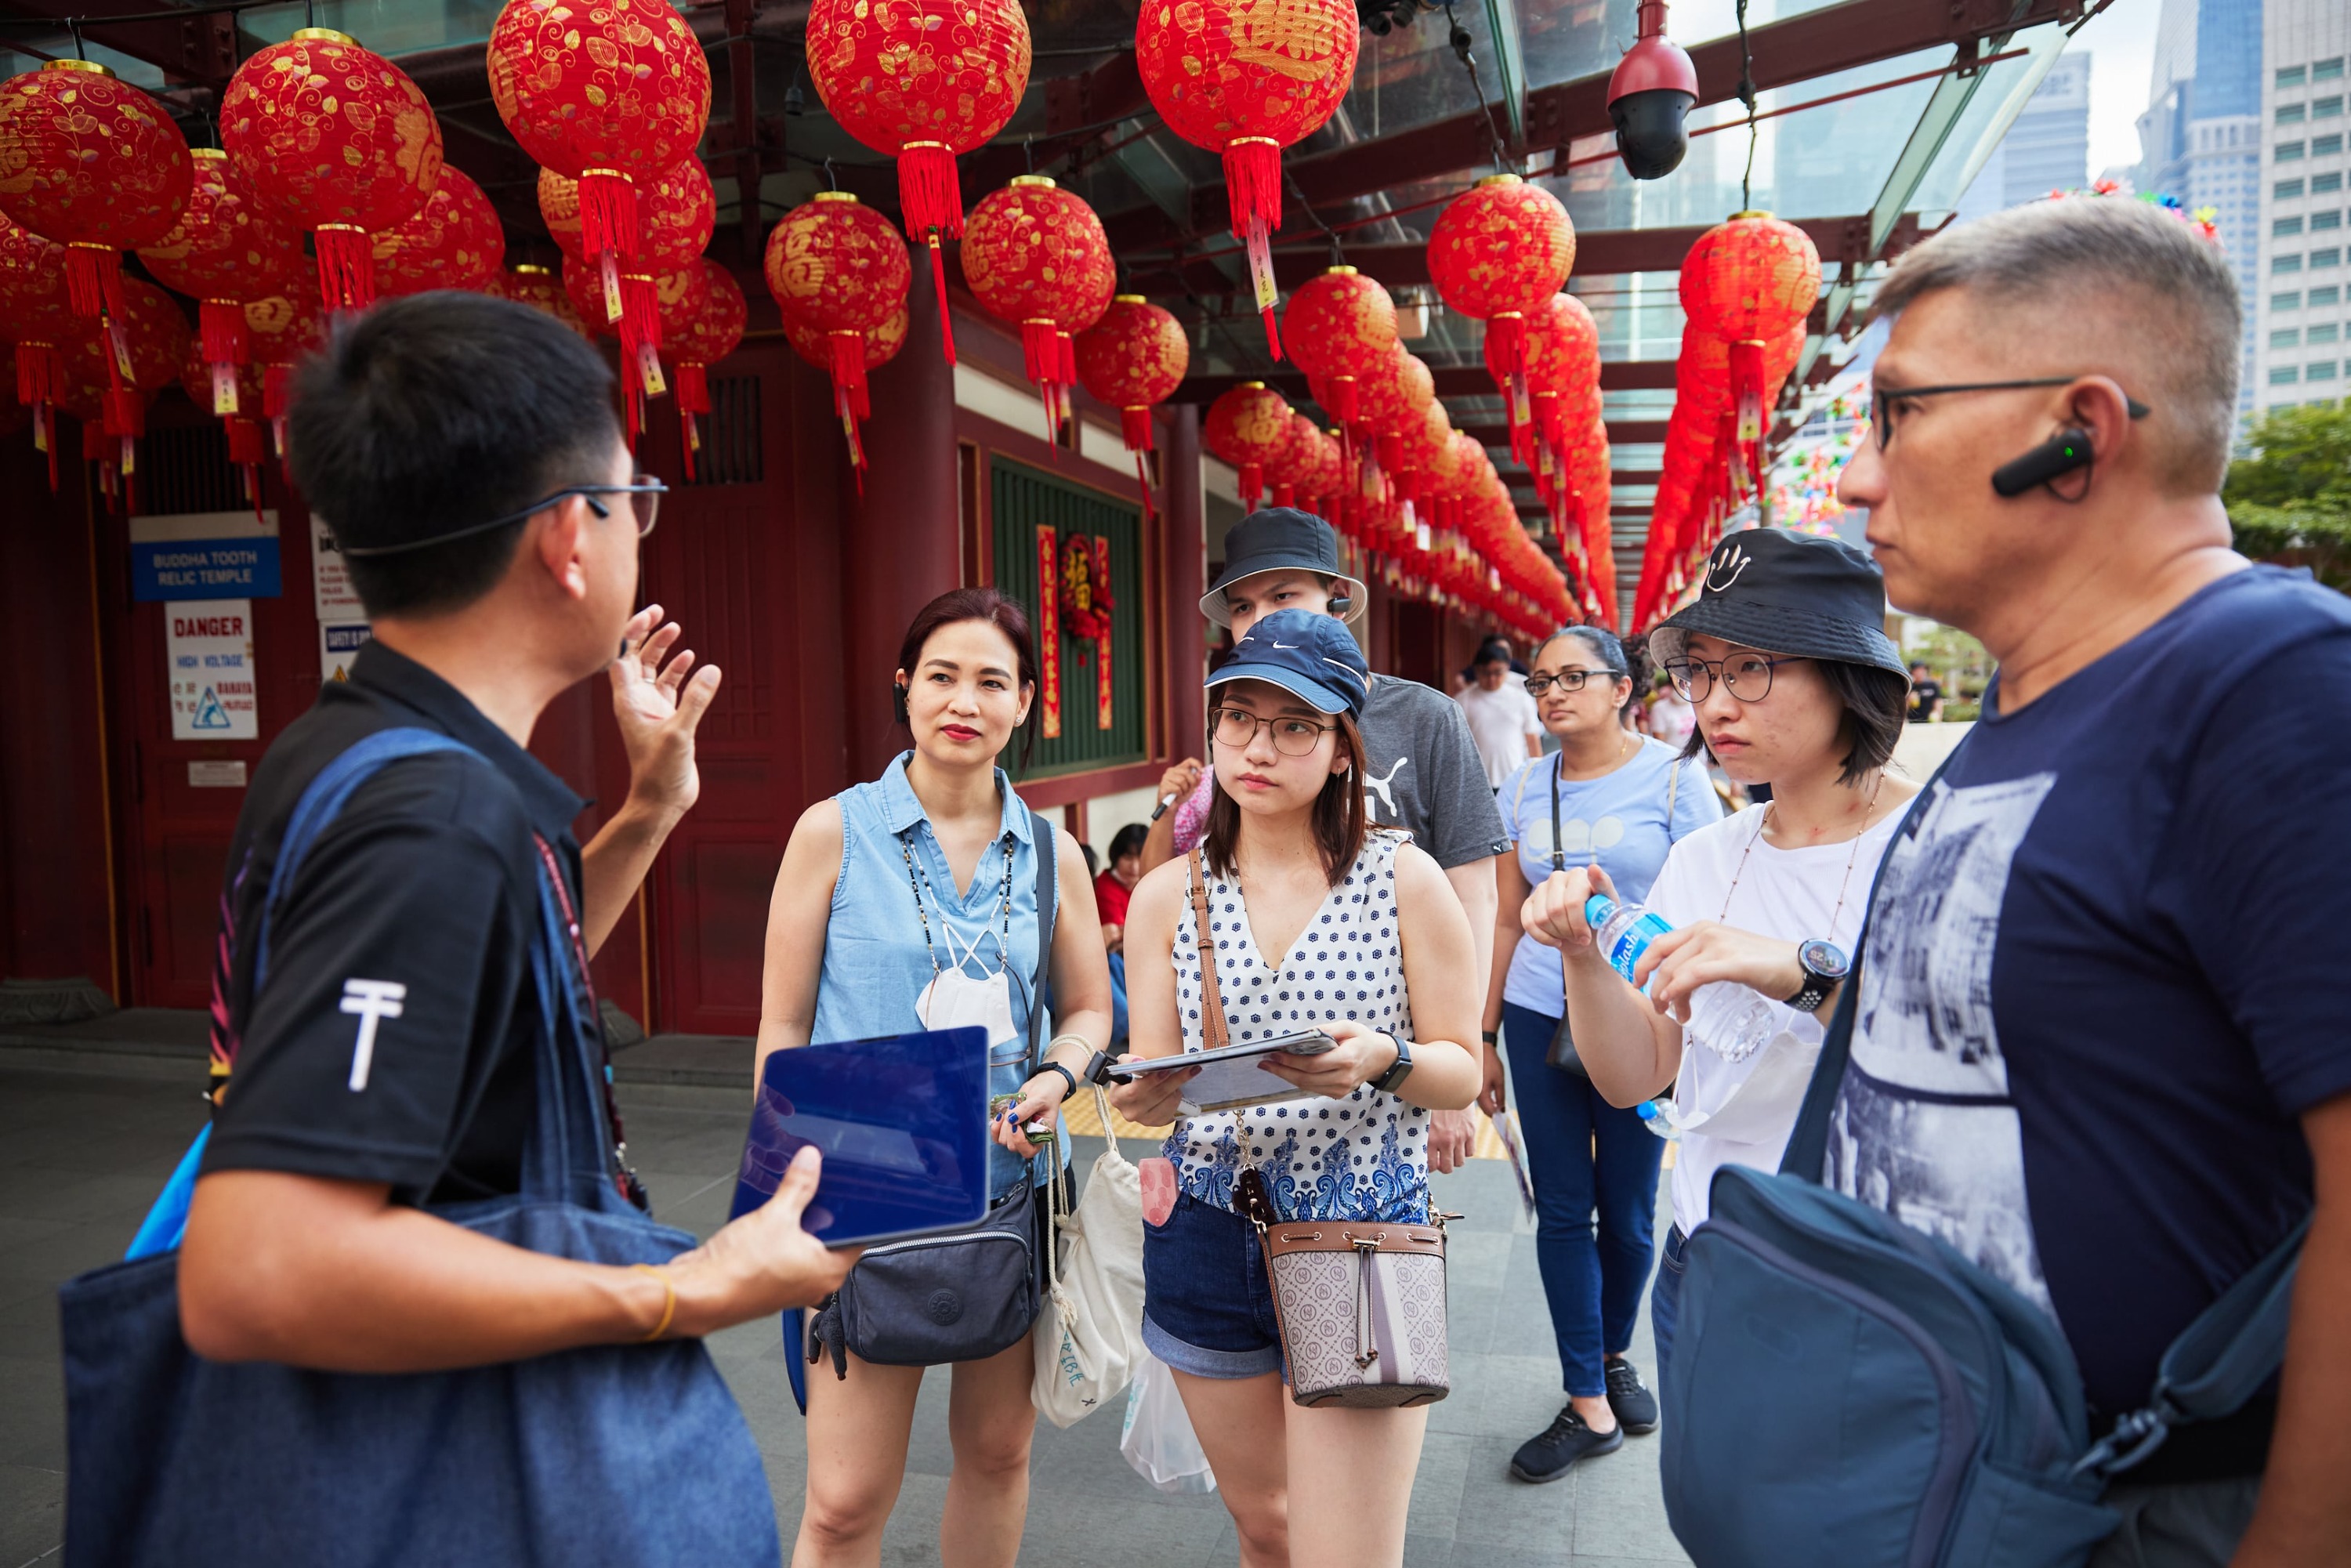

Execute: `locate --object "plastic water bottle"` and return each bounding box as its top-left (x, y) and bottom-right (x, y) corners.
top-left (1636, 1099), bottom-right (1682, 1141)
top-left (1583, 895), bottom-right (1780, 1061)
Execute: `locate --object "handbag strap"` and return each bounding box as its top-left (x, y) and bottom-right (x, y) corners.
top-left (1777, 747), bottom-right (1964, 1182)
top-left (1027, 806), bottom-right (1057, 1071)
top-left (1186, 848), bottom-right (1232, 1052)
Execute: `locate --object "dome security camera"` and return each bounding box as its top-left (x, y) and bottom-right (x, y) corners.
top-left (1607, 2), bottom-right (1699, 180)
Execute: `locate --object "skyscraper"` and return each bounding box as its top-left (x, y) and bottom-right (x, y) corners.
top-left (2254, 0), bottom-right (2349, 415)
top-left (2138, 0), bottom-right (2265, 418)
top-left (2004, 52), bottom-right (2092, 204)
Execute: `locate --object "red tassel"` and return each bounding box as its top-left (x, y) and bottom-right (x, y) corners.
top-left (16, 341), bottom-right (61, 410)
top-left (619, 275), bottom-right (668, 397)
top-left (899, 142), bottom-right (965, 239)
top-left (1272, 483), bottom-right (1296, 507)
top-left (64, 244), bottom-right (124, 321)
top-left (1223, 138), bottom-right (1284, 360)
top-left (1325, 375), bottom-right (1359, 427)
top-left (199, 299), bottom-right (249, 415)
top-left (577, 170), bottom-right (640, 266)
top-left (313, 226), bottom-right (376, 313)
top-left (1134, 451), bottom-right (1156, 523)
top-left (1240, 462), bottom-right (1263, 509)
top-left (1483, 313), bottom-right (1525, 387)
top-left (226, 416), bottom-right (265, 467)
top-left (1730, 339), bottom-right (1766, 444)
top-left (676, 362), bottom-right (711, 416)
top-left (1020, 318), bottom-right (1061, 442)
top-left (831, 331), bottom-right (871, 469)
top-left (925, 233), bottom-right (958, 368)
top-left (41, 405), bottom-right (57, 491)
top-left (1120, 405), bottom-right (1154, 452)
top-left (679, 406), bottom-right (697, 482)
top-left (264, 361), bottom-right (293, 460)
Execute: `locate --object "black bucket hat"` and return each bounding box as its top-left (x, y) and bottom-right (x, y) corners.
top-left (1202, 507), bottom-right (1368, 627)
top-left (1648, 529), bottom-right (1906, 678)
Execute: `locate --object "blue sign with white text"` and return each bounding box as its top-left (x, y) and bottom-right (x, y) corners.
top-left (132, 538), bottom-right (282, 602)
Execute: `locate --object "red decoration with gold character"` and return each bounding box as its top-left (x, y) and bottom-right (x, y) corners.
top-left (371, 165), bottom-right (505, 297)
top-left (223, 30), bottom-right (442, 311)
top-left (138, 148), bottom-right (307, 419)
top-left (1060, 530), bottom-right (1113, 646)
top-left (765, 192), bottom-right (911, 472)
top-left (961, 176), bottom-right (1115, 441)
top-left (804, 0), bottom-right (1030, 361)
top-left (1135, 0), bottom-right (1359, 357)
top-left (539, 158), bottom-right (714, 324)
top-left (1281, 266), bottom-right (1396, 429)
top-left (1203, 381), bottom-right (1292, 509)
top-left (1075, 293), bottom-right (1187, 517)
top-left (1428, 173), bottom-right (1574, 453)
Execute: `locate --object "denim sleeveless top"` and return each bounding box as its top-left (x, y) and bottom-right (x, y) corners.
top-left (813, 753), bottom-right (1044, 1194)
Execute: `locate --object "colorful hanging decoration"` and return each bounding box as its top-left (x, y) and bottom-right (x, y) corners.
top-left (1679, 211), bottom-right (1820, 446)
top-left (490, 263), bottom-right (588, 336)
top-left (1427, 173), bottom-right (1575, 458)
top-left (0, 60), bottom-right (193, 351)
top-left (561, 254), bottom-right (708, 446)
top-left (1, 209), bottom-right (76, 484)
top-left (223, 30), bottom-right (442, 311)
top-left (1282, 266), bottom-right (1397, 430)
top-left (783, 303), bottom-right (911, 423)
top-left (538, 158), bottom-right (715, 309)
top-left (62, 275), bottom-right (188, 501)
top-left (1134, 0), bottom-right (1359, 357)
top-left (1203, 381), bottom-right (1292, 509)
top-left (803, 0), bottom-right (1031, 364)
top-left (243, 270), bottom-right (324, 458)
top-left (764, 191), bottom-right (911, 473)
top-left (671, 258), bottom-right (748, 481)
top-left (371, 165), bottom-right (505, 297)
top-left (1074, 294), bottom-right (1189, 515)
top-left (960, 176), bottom-right (1116, 441)
top-left (136, 148), bottom-right (306, 420)
top-left (1060, 530), bottom-right (1112, 645)
top-left (488, 0), bottom-right (709, 357)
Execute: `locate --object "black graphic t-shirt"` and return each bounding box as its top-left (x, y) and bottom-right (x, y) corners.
top-left (1825, 567), bottom-right (2351, 1421)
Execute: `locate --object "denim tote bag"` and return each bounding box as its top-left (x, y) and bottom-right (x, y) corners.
top-left (57, 729), bottom-right (780, 1568)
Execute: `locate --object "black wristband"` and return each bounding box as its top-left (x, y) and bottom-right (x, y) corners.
top-left (1034, 1060), bottom-right (1080, 1102)
top-left (1480, 1030), bottom-right (1499, 1046)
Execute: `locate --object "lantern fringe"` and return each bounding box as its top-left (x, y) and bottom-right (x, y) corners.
top-left (1223, 139), bottom-right (1284, 360)
top-left (1272, 483), bottom-right (1296, 507)
top-left (313, 226), bottom-right (378, 313)
top-left (898, 144), bottom-right (965, 241)
top-left (64, 244), bottom-right (125, 323)
top-left (578, 171), bottom-right (640, 270)
top-left (1324, 375), bottom-right (1359, 428)
top-left (1120, 405), bottom-right (1154, 452)
top-left (677, 363), bottom-right (710, 483)
top-left (831, 331), bottom-right (871, 475)
top-left (1020, 319), bottom-right (1063, 444)
top-left (1730, 338), bottom-right (1766, 444)
top-left (618, 276), bottom-right (668, 397)
top-left (1239, 461), bottom-right (1263, 510)
top-left (926, 234), bottom-right (958, 365)
top-left (16, 342), bottom-right (61, 411)
top-left (201, 300), bottom-right (250, 415)
top-left (1133, 451), bottom-right (1156, 523)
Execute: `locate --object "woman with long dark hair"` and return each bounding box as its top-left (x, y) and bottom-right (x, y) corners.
top-left (1110, 609), bottom-right (1482, 1567)
top-left (1483, 624), bottom-right (1723, 1483)
top-left (757, 588), bottom-right (1114, 1568)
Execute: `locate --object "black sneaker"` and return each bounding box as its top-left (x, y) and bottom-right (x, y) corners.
top-left (1508, 1406), bottom-right (1624, 1483)
top-left (1606, 1356), bottom-right (1659, 1436)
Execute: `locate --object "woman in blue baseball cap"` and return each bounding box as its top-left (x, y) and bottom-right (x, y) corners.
top-left (1109, 607), bottom-right (1483, 1567)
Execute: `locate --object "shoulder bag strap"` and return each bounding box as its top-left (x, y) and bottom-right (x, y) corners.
top-left (1027, 806), bottom-right (1056, 1070)
top-left (1664, 748), bottom-right (1681, 843)
top-left (1186, 848), bottom-right (1231, 1052)
top-left (1776, 747), bottom-right (1965, 1182)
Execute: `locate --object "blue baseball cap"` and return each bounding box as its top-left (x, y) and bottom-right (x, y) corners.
top-left (1205, 608), bottom-right (1371, 718)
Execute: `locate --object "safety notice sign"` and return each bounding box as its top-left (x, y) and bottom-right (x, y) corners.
top-left (167, 600), bottom-right (259, 741)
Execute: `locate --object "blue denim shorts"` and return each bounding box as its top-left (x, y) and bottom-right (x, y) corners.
top-left (1140, 1191), bottom-right (1286, 1380)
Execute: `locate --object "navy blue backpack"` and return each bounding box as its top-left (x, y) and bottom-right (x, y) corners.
top-left (1658, 769), bottom-right (2306, 1568)
top-left (57, 730), bottom-right (781, 1568)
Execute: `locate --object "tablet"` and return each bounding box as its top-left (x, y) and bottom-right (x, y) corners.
top-left (1107, 1030), bottom-right (1337, 1116)
top-left (730, 1026), bottom-right (994, 1249)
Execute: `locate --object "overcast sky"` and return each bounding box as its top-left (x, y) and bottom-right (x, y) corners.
top-left (2069, 0), bottom-right (2162, 177)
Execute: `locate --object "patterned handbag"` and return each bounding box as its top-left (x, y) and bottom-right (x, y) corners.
top-left (1186, 852), bottom-right (1452, 1409)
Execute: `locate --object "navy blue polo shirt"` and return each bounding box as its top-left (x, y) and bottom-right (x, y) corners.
top-left (202, 641), bottom-right (596, 1206)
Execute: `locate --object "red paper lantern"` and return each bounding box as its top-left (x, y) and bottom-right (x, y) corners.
top-left (490, 263), bottom-right (586, 335)
top-left (62, 276), bottom-right (187, 484)
top-left (784, 304), bottom-right (910, 412)
top-left (539, 158), bottom-right (714, 320)
top-left (223, 29), bottom-right (442, 311)
top-left (1679, 211), bottom-right (1820, 444)
top-left (1262, 411), bottom-right (1323, 509)
top-left (243, 270), bottom-right (324, 455)
top-left (804, 0), bottom-right (1030, 360)
top-left (1282, 266), bottom-right (1397, 428)
top-left (0, 60), bottom-right (193, 335)
top-left (1203, 381), bottom-right (1291, 509)
top-left (1, 208), bottom-right (75, 481)
top-left (1428, 173), bottom-right (1574, 453)
top-left (1135, 0), bottom-right (1358, 356)
top-left (672, 257), bottom-right (747, 479)
top-left (137, 148), bottom-right (307, 419)
top-left (371, 165), bottom-right (505, 297)
top-left (765, 191), bottom-right (910, 470)
top-left (960, 176), bottom-right (1115, 440)
top-left (1075, 294), bottom-right (1189, 515)
top-left (1354, 346), bottom-right (1434, 498)
top-left (488, 0), bottom-right (708, 361)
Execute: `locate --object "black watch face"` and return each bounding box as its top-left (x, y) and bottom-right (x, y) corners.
top-left (1799, 940), bottom-right (1850, 981)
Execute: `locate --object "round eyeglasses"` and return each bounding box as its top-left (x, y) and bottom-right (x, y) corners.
top-left (1212, 707), bottom-right (1339, 757)
top-left (1664, 654), bottom-right (1802, 703)
top-left (1523, 668), bottom-right (1621, 697)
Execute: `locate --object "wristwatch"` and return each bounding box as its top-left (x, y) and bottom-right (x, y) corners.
top-left (1372, 1032), bottom-right (1415, 1095)
top-left (1784, 939), bottom-right (1850, 1013)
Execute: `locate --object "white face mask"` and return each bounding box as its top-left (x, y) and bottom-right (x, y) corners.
top-left (912, 920), bottom-right (1019, 1048)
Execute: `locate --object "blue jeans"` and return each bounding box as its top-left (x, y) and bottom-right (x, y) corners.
top-left (1652, 1223), bottom-right (1687, 1400)
top-left (1502, 1000), bottom-right (1666, 1398)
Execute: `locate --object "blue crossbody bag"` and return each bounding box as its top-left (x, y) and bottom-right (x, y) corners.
top-left (1658, 755), bottom-right (2306, 1568)
top-left (57, 728), bottom-right (781, 1568)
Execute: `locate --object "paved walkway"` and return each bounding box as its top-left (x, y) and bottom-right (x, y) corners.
top-left (0, 1043), bottom-right (1690, 1568)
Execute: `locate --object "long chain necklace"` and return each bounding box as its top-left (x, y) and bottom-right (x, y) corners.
top-left (1717, 771), bottom-right (1885, 938)
top-left (900, 827), bottom-right (1014, 976)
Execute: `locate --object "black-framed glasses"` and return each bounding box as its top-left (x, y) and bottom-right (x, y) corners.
top-left (1523, 668), bottom-right (1622, 697)
top-left (1212, 707), bottom-right (1339, 757)
top-left (1665, 654), bottom-right (1803, 703)
top-left (1870, 378), bottom-right (2150, 451)
top-left (338, 478), bottom-right (668, 558)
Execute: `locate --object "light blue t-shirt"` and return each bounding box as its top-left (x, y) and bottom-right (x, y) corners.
top-left (1498, 737), bottom-right (1722, 1018)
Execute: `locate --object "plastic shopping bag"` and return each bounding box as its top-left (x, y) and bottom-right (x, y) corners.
top-left (1119, 1352), bottom-right (1217, 1495)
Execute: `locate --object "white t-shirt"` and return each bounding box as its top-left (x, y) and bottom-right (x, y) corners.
top-left (1646, 802), bottom-right (1906, 1234)
top-left (1454, 681), bottom-right (1543, 788)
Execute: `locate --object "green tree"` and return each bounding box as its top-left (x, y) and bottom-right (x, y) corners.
top-left (2223, 403), bottom-right (2351, 590)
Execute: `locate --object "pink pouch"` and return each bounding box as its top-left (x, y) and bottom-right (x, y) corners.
top-left (1139, 1156), bottom-right (1177, 1226)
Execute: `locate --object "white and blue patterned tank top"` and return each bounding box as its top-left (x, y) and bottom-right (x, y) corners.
top-left (1165, 830), bottom-right (1429, 1224)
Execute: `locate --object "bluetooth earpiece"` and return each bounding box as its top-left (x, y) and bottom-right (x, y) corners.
top-left (891, 680), bottom-right (910, 726)
top-left (1326, 593), bottom-right (1354, 615)
top-left (1991, 426), bottom-right (2096, 498)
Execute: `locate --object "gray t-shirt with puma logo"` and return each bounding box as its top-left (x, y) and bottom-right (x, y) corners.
top-left (1357, 674), bottom-right (1510, 871)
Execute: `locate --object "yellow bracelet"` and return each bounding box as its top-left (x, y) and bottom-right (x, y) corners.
top-left (631, 1264), bottom-right (676, 1342)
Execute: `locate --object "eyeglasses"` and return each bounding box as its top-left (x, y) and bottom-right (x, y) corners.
top-left (336, 477), bottom-right (668, 558)
top-left (1869, 378), bottom-right (2150, 451)
top-left (1523, 668), bottom-right (1621, 697)
top-left (1212, 707), bottom-right (1339, 757)
top-left (1664, 654), bottom-right (1803, 703)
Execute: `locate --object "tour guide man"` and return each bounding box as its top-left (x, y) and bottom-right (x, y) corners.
top-left (171, 295), bottom-right (852, 1549)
